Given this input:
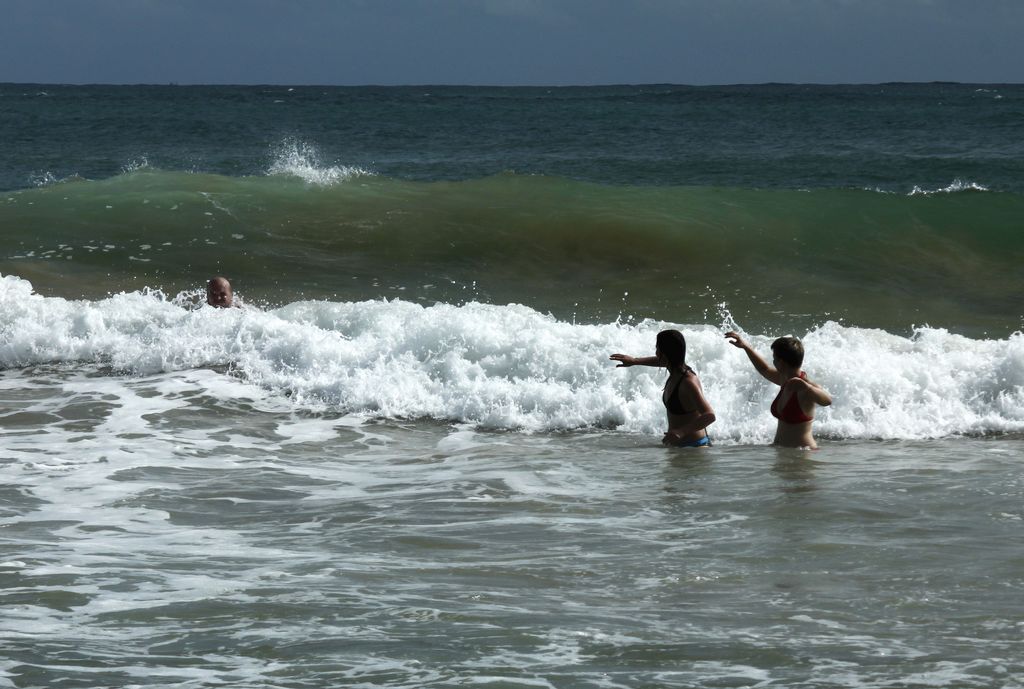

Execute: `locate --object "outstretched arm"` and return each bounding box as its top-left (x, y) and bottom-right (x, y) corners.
top-left (609, 354), bottom-right (662, 368)
top-left (724, 331), bottom-right (784, 385)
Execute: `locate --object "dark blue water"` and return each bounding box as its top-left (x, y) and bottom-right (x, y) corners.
top-left (2, 82), bottom-right (1022, 192)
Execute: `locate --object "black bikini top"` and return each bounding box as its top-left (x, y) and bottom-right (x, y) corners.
top-left (663, 369), bottom-right (696, 415)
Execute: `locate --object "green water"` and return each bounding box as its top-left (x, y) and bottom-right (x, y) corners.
top-left (4, 172), bottom-right (1021, 335)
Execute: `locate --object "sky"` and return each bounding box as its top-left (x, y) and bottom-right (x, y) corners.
top-left (1, 0), bottom-right (1021, 85)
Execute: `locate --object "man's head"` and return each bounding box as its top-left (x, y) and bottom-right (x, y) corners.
top-left (206, 276), bottom-right (233, 308)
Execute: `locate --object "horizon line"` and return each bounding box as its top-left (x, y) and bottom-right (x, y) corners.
top-left (3, 80), bottom-right (1021, 89)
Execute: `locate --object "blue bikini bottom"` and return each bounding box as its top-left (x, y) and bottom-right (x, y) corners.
top-left (675, 435), bottom-right (711, 448)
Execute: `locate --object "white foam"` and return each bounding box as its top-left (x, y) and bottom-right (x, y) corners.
top-left (30, 171), bottom-right (83, 187)
top-left (120, 157), bottom-right (150, 174)
top-left (274, 417), bottom-right (350, 444)
top-left (908, 178), bottom-right (989, 195)
top-left (266, 138), bottom-right (371, 186)
top-left (2, 273), bottom-right (1023, 441)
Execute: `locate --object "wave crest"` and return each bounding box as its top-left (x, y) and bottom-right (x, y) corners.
top-left (3, 274), bottom-right (1023, 442)
top-left (266, 139), bottom-right (372, 185)
top-left (908, 178), bottom-right (990, 196)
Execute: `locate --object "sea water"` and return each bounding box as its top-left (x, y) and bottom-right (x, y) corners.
top-left (2, 83), bottom-right (1023, 688)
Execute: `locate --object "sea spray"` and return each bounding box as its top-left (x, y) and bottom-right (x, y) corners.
top-left (266, 138), bottom-right (372, 186)
top-left (3, 275), bottom-right (1022, 441)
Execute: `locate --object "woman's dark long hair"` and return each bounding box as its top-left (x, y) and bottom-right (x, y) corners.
top-left (656, 329), bottom-right (690, 373)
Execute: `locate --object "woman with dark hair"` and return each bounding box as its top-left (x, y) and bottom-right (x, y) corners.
top-left (610, 330), bottom-right (716, 447)
top-left (724, 331), bottom-right (832, 449)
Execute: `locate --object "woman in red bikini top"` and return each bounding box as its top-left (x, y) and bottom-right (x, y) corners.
top-left (724, 331), bottom-right (832, 449)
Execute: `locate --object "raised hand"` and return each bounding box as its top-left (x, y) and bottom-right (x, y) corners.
top-left (724, 331), bottom-right (747, 349)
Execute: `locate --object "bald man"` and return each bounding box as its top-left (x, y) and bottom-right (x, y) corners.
top-left (206, 276), bottom-right (234, 308)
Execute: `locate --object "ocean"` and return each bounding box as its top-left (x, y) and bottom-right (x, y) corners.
top-left (1, 83), bottom-right (1023, 688)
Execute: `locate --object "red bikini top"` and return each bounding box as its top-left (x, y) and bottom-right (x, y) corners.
top-left (771, 372), bottom-right (813, 424)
